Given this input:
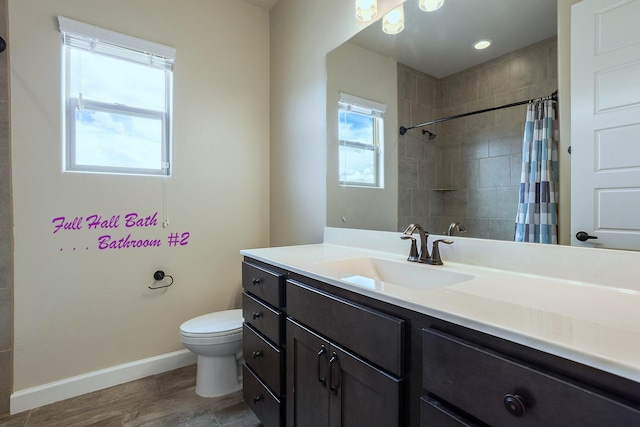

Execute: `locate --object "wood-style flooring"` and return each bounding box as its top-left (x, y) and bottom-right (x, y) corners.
top-left (0, 365), bottom-right (262, 427)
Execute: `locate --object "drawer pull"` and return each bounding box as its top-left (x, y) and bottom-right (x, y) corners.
top-left (329, 352), bottom-right (341, 396)
top-left (253, 395), bottom-right (263, 404)
top-left (252, 311), bottom-right (263, 320)
top-left (317, 345), bottom-right (328, 387)
top-left (252, 277), bottom-right (263, 285)
top-left (503, 394), bottom-right (526, 417)
top-left (252, 350), bottom-right (264, 359)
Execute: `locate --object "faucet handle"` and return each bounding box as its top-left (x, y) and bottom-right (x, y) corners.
top-left (428, 239), bottom-right (453, 265)
top-left (400, 235), bottom-right (420, 262)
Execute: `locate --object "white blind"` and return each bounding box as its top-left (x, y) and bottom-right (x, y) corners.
top-left (58, 16), bottom-right (176, 71)
top-left (339, 92), bottom-right (387, 118)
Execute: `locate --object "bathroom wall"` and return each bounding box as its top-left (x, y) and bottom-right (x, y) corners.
top-left (0, 0), bottom-right (11, 415)
top-left (9, 0), bottom-right (269, 401)
top-left (326, 41), bottom-right (398, 232)
top-left (269, 0), bottom-right (405, 246)
top-left (398, 37), bottom-right (558, 240)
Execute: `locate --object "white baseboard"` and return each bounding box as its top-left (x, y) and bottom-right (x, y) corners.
top-left (10, 349), bottom-right (197, 415)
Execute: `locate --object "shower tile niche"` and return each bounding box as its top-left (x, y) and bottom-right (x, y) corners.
top-left (398, 36), bottom-right (557, 241)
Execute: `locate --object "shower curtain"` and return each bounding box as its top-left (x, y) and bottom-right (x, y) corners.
top-left (514, 99), bottom-right (558, 243)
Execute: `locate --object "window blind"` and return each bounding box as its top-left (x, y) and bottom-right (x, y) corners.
top-left (339, 92), bottom-right (387, 118)
top-left (58, 16), bottom-right (176, 71)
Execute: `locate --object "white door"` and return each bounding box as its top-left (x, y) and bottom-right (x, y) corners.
top-left (571, 0), bottom-right (640, 250)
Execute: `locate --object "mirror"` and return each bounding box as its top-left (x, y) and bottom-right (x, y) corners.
top-left (327, 0), bottom-right (559, 242)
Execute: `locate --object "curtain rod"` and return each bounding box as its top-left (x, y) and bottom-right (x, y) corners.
top-left (399, 90), bottom-right (558, 136)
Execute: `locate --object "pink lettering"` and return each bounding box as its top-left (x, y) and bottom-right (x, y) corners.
top-left (97, 234), bottom-right (162, 250)
top-left (52, 216), bottom-right (83, 234)
top-left (124, 212), bottom-right (158, 228)
top-left (87, 214), bottom-right (120, 230)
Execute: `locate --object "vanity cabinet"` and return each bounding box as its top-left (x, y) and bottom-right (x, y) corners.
top-left (241, 256), bottom-right (640, 427)
top-left (421, 328), bottom-right (640, 426)
top-left (241, 261), bottom-right (286, 427)
top-left (285, 279), bottom-right (404, 426)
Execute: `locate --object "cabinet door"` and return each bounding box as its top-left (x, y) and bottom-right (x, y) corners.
top-left (328, 340), bottom-right (402, 427)
top-left (287, 319), bottom-right (331, 427)
top-left (287, 319), bottom-right (402, 427)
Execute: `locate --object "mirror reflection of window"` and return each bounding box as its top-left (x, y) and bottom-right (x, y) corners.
top-left (338, 93), bottom-right (386, 188)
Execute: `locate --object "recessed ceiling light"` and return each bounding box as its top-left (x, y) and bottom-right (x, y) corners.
top-left (473, 39), bottom-right (492, 50)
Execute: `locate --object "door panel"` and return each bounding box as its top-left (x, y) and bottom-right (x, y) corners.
top-left (329, 343), bottom-right (402, 427)
top-left (287, 319), bottom-right (330, 427)
top-left (571, 0), bottom-right (640, 250)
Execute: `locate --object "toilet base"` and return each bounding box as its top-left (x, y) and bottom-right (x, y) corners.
top-left (195, 354), bottom-right (242, 398)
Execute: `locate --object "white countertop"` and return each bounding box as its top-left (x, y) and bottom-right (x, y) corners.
top-left (241, 227), bottom-right (640, 384)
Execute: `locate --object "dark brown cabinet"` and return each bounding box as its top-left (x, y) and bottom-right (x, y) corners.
top-left (241, 261), bottom-right (286, 427)
top-left (421, 328), bottom-right (640, 427)
top-left (242, 256), bottom-right (640, 427)
top-left (287, 318), bottom-right (402, 427)
top-left (285, 279), bottom-right (404, 426)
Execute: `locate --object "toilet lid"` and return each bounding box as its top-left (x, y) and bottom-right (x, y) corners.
top-left (180, 309), bottom-right (243, 336)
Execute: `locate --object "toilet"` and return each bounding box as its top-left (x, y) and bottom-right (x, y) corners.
top-left (179, 309), bottom-right (244, 398)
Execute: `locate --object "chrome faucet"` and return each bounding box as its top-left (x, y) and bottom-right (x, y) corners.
top-left (447, 221), bottom-right (467, 236)
top-left (401, 223), bottom-right (454, 265)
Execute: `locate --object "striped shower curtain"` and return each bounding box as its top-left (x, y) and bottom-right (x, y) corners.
top-left (514, 99), bottom-right (558, 243)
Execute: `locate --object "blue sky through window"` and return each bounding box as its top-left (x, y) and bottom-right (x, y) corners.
top-left (339, 110), bottom-right (378, 185)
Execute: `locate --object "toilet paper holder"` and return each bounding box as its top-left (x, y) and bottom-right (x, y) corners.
top-left (149, 270), bottom-right (174, 290)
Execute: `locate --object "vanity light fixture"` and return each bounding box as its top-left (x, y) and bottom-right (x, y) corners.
top-left (355, 0), bottom-right (378, 22)
top-left (382, 3), bottom-right (405, 35)
top-left (419, 0), bottom-right (444, 12)
top-left (473, 39), bottom-right (492, 50)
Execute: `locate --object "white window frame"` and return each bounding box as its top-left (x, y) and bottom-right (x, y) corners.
top-left (59, 16), bottom-right (175, 176)
top-left (338, 93), bottom-right (386, 188)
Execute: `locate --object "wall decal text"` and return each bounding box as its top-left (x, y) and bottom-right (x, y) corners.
top-left (52, 211), bottom-right (190, 252)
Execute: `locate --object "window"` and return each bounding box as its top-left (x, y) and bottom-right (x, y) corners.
top-left (59, 17), bottom-right (175, 176)
top-left (338, 93), bottom-right (386, 187)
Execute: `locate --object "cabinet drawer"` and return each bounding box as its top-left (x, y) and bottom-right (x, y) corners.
top-left (243, 363), bottom-right (281, 427)
top-left (287, 279), bottom-right (404, 376)
top-left (422, 328), bottom-right (640, 427)
top-left (420, 396), bottom-right (482, 427)
top-left (244, 323), bottom-right (283, 395)
top-left (243, 291), bottom-right (283, 345)
top-left (242, 261), bottom-right (285, 308)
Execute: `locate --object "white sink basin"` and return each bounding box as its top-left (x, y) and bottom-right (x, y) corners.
top-left (315, 257), bottom-right (476, 291)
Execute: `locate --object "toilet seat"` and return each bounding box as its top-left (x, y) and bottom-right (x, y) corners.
top-left (180, 309), bottom-right (243, 339)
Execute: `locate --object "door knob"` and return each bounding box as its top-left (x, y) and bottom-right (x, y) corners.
top-left (576, 231), bottom-right (598, 242)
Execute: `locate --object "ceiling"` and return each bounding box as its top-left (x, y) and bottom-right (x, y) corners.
top-left (244, 0), bottom-right (280, 11)
top-left (349, 0), bottom-right (558, 78)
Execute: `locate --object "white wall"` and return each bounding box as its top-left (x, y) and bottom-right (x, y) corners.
top-left (9, 0), bottom-right (269, 391)
top-left (326, 42), bottom-right (398, 231)
top-left (558, 0), bottom-right (582, 245)
top-left (269, 0), bottom-right (403, 246)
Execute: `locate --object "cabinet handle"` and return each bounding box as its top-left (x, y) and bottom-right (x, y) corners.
top-left (252, 311), bottom-right (263, 320)
top-left (317, 345), bottom-right (328, 387)
top-left (503, 394), bottom-right (526, 417)
top-left (251, 277), bottom-right (263, 285)
top-left (253, 395), bottom-right (263, 404)
top-left (252, 350), bottom-right (264, 359)
top-left (329, 352), bottom-right (341, 396)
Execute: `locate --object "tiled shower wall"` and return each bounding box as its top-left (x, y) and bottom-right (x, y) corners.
top-left (0, 0), bottom-right (11, 415)
top-left (398, 36), bottom-right (557, 241)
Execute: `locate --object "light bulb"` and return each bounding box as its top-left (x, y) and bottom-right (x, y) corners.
top-left (382, 4), bottom-right (404, 35)
top-left (355, 0), bottom-right (378, 22)
top-left (419, 0), bottom-right (444, 12)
